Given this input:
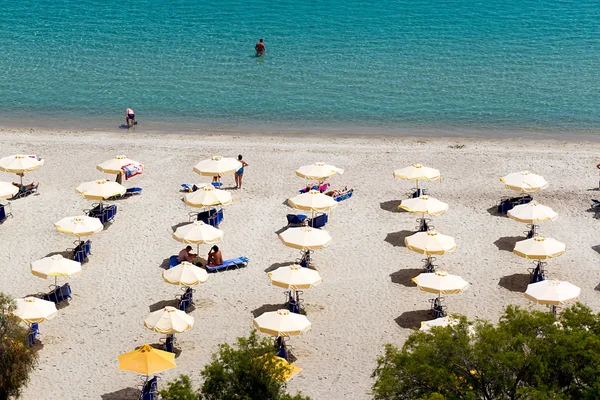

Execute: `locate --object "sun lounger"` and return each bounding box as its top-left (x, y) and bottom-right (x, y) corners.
top-left (42, 283), bottom-right (72, 305)
top-left (528, 261), bottom-right (546, 283)
top-left (161, 334), bottom-right (175, 353)
top-left (205, 256), bottom-right (249, 272)
top-left (411, 188), bottom-right (426, 198)
top-left (87, 204), bottom-right (117, 224)
top-left (592, 199), bottom-right (600, 209)
top-left (285, 290), bottom-right (304, 314)
top-left (169, 255), bottom-right (179, 268)
top-left (308, 213), bottom-right (328, 228)
top-left (0, 203), bottom-right (12, 223)
top-left (429, 297), bottom-right (446, 319)
top-left (275, 336), bottom-right (289, 361)
top-left (11, 182), bottom-right (39, 199)
top-left (497, 194), bottom-right (533, 214)
top-left (70, 240), bottom-right (91, 263)
top-left (299, 183), bottom-right (329, 193)
top-left (140, 376), bottom-right (159, 400)
top-left (296, 250), bottom-right (312, 269)
top-left (193, 207), bottom-right (224, 227)
top-left (28, 323), bottom-right (39, 347)
top-left (417, 217), bottom-right (432, 232)
top-left (422, 257), bottom-right (436, 273)
top-left (286, 214), bottom-right (308, 227)
top-left (334, 188), bottom-right (353, 202)
top-left (177, 287), bottom-right (194, 311)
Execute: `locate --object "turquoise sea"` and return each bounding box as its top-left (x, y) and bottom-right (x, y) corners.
top-left (1, 0), bottom-right (600, 135)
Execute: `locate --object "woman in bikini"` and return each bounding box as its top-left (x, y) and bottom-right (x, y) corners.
top-left (235, 155), bottom-right (249, 189)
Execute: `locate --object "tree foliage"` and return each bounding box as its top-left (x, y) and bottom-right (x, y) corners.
top-left (0, 293), bottom-right (38, 399)
top-left (372, 304), bottom-right (600, 400)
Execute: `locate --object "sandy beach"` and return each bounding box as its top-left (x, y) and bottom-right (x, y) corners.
top-left (2, 128), bottom-right (600, 399)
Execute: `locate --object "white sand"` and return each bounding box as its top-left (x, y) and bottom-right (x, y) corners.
top-left (1, 128), bottom-right (600, 399)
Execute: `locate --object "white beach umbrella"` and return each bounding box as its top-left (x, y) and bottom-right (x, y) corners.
top-left (15, 297), bottom-right (58, 324)
top-left (288, 190), bottom-right (338, 218)
top-left (172, 220), bottom-right (223, 254)
top-left (500, 171), bottom-right (548, 193)
top-left (0, 154), bottom-right (44, 186)
top-left (399, 195), bottom-right (448, 216)
top-left (405, 230), bottom-right (457, 256)
top-left (162, 261), bottom-right (209, 286)
top-left (76, 179), bottom-right (126, 201)
top-left (193, 156), bottom-right (242, 176)
top-left (419, 316), bottom-right (459, 332)
top-left (0, 181), bottom-right (18, 199)
top-left (144, 306), bottom-right (195, 334)
top-left (507, 201), bottom-right (557, 223)
top-left (412, 271), bottom-right (470, 296)
top-left (184, 185), bottom-right (232, 208)
top-left (54, 216), bottom-right (103, 237)
top-left (525, 280), bottom-right (580, 306)
top-left (268, 264), bottom-right (323, 290)
top-left (296, 162), bottom-right (344, 180)
top-left (278, 226), bottom-right (332, 250)
top-left (513, 236), bottom-right (565, 260)
top-left (96, 155), bottom-right (142, 175)
top-left (253, 309), bottom-right (312, 337)
top-left (394, 164), bottom-right (441, 190)
top-left (31, 255), bottom-right (82, 286)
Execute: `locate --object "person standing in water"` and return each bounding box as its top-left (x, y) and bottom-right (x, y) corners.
top-left (126, 108), bottom-right (135, 128)
top-left (235, 154), bottom-right (248, 189)
top-left (255, 38), bottom-right (265, 56)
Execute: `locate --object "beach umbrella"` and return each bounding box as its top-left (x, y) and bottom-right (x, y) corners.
top-left (394, 164), bottom-right (441, 190)
top-left (253, 309), bottom-right (312, 337)
top-left (513, 236), bottom-right (565, 260)
top-left (96, 155), bottom-right (142, 174)
top-left (405, 230), bottom-right (457, 255)
top-left (288, 190), bottom-right (338, 219)
top-left (399, 195), bottom-right (448, 216)
top-left (272, 356), bottom-right (302, 381)
top-left (507, 202), bottom-right (557, 223)
top-left (15, 297), bottom-right (58, 324)
top-left (31, 255), bottom-right (82, 286)
top-left (412, 271), bottom-right (469, 297)
top-left (76, 179), bottom-right (126, 204)
top-left (193, 156), bottom-right (242, 177)
top-left (500, 171), bottom-right (548, 193)
top-left (525, 280), bottom-right (580, 306)
top-left (278, 226), bottom-right (332, 250)
top-left (296, 162), bottom-right (344, 180)
top-left (419, 316), bottom-right (459, 332)
top-left (0, 155), bottom-right (44, 186)
top-left (54, 216), bottom-right (103, 237)
top-left (184, 185), bottom-right (232, 208)
top-left (117, 344), bottom-right (176, 376)
top-left (268, 264), bottom-right (323, 290)
top-left (172, 220), bottom-right (223, 254)
top-left (162, 261), bottom-right (209, 286)
top-left (0, 182), bottom-right (18, 199)
top-left (144, 306), bottom-right (194, 334)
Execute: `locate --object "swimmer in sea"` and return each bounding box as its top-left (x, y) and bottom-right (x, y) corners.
top-left (126, 108), bottom-right (135, 128)
top-left (255, 38), bottom-right (265, 56)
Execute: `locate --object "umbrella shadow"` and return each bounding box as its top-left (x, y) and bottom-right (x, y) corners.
top-left (149, 299), bottom-right (179, 312)
top-left (592, 245), bottom-right (600, 254)
top-left (275, 225), bottom-right (288, 235)
top-left (252, 303), bottom-right (283, 318)
top-left (45, 250), bottom-right (73, 258)
top-left (149, 342), bottom-right (182, 358)
top-left (498, 273), bottom-right (530, 293)
top-left (395, 309), bottom-right (432, 329)
top-left (493, 236), bottom-right (523, 252)
top-left (101, 387), bottom-right (139, 399)
top-left (158, 257), bottom-right (171, 270)
top-left (282, 200), bottom-right (293, 209)
top-left (384, 230), bottom-right (413, 247)
top-left (486, 205), bottom-right (505, 217)
top-left (171, 221), bottom-right (190, 231)
top-left (380, 200), bottom-right (403, 213)
top-left (265, 261), bottom-right (295, 273)
top-left (390, 268), bottom-right (421, 287)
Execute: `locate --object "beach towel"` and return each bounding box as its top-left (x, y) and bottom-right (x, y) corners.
top-left (121, 163), bottom-right (144, 180)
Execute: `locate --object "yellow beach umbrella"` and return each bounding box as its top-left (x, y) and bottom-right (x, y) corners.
top-left (288, 190), bottom-right (338, 217)
top-left (144, 306), bottom-right (194, 334)
top-left (193, 156), bottom-right (242, 176)
top-left (162, 261), bottom-right (209, 286)
top-left (0, 181), bottom-right (18, 199)
top-left (184, 185), bottom-right (232, 208)
top-left (31, 255), bottom-right (82, 286)
top-left (76, 179), bottom-right (126, 201)
top-left (507, 201), bottom-right (557, 223)
top-left (412, 271), bottom-right (469, 296)
top-left (500, 171), bottom-right (548, 193)
top-left (15, 297), bottom-right (58, 324)
top-left (172, 220), bottom-right (223, 254)
top-left (54, 216), bottom-right (103, 237)
top-left (399, 195), bottom-right (448, 216)
top-left (117, 344), bottom-right (176, 375)
top-left (525, 280), bottom-right (580, 306)
top-left (0, 154), bottom-right (44, 186)
top-left (96, 155), bottom-right (142, 175)
top-left (268, 264), bottom-right (323, 289)
top-left (405, 230), bottom-right (457, 255)
top-left (513, 236), bottom-right (565, 260)
top-left (253, 309), bottom-right (312, 337)
top-left (278, 226), bottom-right (332, 250)
top-left (296, 162), bottom-right (344, 180)
top-left (394, 163), bottom-right (441, 190)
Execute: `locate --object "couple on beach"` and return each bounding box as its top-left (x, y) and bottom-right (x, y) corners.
top-left (178, 245), bottom-right (223, 267)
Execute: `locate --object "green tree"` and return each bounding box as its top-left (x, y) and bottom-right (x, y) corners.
top-left (0, 293), bottom-right (38, 399)
top-left (372, 304), bottom-right (600, 400)
top-left (159, 374), bottom-right (199, 400)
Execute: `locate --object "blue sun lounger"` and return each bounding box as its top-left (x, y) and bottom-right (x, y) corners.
top-left (177, 287), bottom-right (194, 311)
top-left (205, 256), bottom-right (249, 272)
top-left (286, 214), bottom-right (308, 227)
top-left (169, 255), bottom-right (179, 268)
top-left (28, 323), bottom-right (39, 347)
top-left (140, 376), bottom-right (158, 400)
top-left (42, 283), bottom-right (72, 305)
top-left (0, 203), bottom-right (11, 223)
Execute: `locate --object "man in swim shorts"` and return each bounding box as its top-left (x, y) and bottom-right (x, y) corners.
top-left (126, 108), bottom-right (135, 128)
top-left (255, 38), bottom-right (265, 56)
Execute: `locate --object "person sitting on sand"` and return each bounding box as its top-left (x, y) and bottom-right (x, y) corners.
top-left (178, 246), bottom-right (197, 263)
top-left (207, 245), bottom-right (223, 267)
top-left (126, 108), bottom-right (135, 128)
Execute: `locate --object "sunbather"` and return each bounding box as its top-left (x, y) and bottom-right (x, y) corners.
top-left (207, 245), bottom-right (223, 267)
top-left (325, 186), bottom-right (350, 197)
top-left (12, 181), bottom-right (39, 192)
top-left (178, 246), bottom-right (197, 263)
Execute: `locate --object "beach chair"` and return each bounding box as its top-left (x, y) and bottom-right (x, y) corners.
top-left (274, 336), bottom-right (289, 361)
top-left (211, 181), bottom-right (223, 188)
top-left (169, 255), bottom-right (179, 268)
top-left (429, 297), bottom-right (446, 319)
top-left (411, 188), bottom-right (426, 198)
top-left (286, 214), bottom-right (308, 227)
top-left (417, 217), bottom-right (432, 232)
top-left (296, 250), bottom-right (312, 269)
top-left (42, 283), bottom-right (72, 305)
top-left (139, 376), bottom-right (159, 400)
top-left (592, 199), bottom-right (600, 209)
top-left (177, 287), bottom-right (195, 311)
top-left (28, 323), bottom-right (39, 347)
top-left (422, 257), bottom-right (437, 273)
top-left (161, 334), bottom-right (175, 353)
top-left (334, 188), bottom-right (353, 202)
top-left (497, 194), bottom-right (533, 215)
top-left (0, 203), bottom-right (12, 223)
top-left (11, 183), bottom-right (38, 199)
top-left (125, 187), bottom-right (142, 195)
top-left (205, 256), bottom-right (249, 272)
top-left (308, 213), bottom-right (328, 228)
top-left (528, 261), bottom-right (547, 283)
top-left (193, 207), bottom-right (224, 227)
top-left (285, 290), bottom-right (304, 314)
top-left (525, 224), bottom-right (538, 239)
top-left (70, 240), bottom-right (90, 263)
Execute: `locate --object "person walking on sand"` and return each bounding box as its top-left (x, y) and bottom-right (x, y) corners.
top-left (235, 154), bottom-right (248, 189)
top-left (255, 38), bottom-right (265, 56)
top-left (126, 108), bottom-right (135, 128)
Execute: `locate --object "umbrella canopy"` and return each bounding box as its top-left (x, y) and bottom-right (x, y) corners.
top-left (419, 316), bottom-right (459, 332)
top-left (399, 195), bottom-right (449, 216)
top-left (278, 226), bottom-right (332, 250)
top-left (268, 264), bottom-right (323, 290)
top-left (144, 306), bottom-right (195, 334)
top-left (0, 154), bottom-right (44, 173)
top-left (394, 164), bottom-right (441, 183)
top-left (288, 190), bottom-right (338, 212)
top-left (15, 297), bottom-right (58, 324)
top-left (253, 309), bottom-right (312, 337)
top-left (412, 271), bottom-right (469, 295)
top-left (117, 344), bottom-right (176, 375)
top-left (184, 185), bottom-right (232, 208)
top-left (31, 255), bottom-right (82, 286)
top-left (296, 162), bottom-right (344, 180)
top-left (55, 216), bottom-right (103, 237)
top-left (162, 261), bottom-right (209, 286)
top-left (0, 181), bottom-right (18, 199)
top-left (500, 171), bottom-right (548, 193)
top-left (513, 236), bottom-right (566, 260)
top-left (76, 179), bottom-right (126, 200)
top-left (96, 155), bottom-right (142, 174)
top-left (172, 221), bottom-right (224, 245)
top-left (193, 156), bottom-right (242, 176)
top-left (405, 230), bottom-right (457, 255)
top-left (507, 201), bottom-right (558, 223)
top-left (525, 280), bottom-right (580, 306)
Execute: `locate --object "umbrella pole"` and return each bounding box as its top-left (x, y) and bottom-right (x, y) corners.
top-left (54, 276), bottom-right (58, 287)
top-left (20, 174), bottom-right (24, 187)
